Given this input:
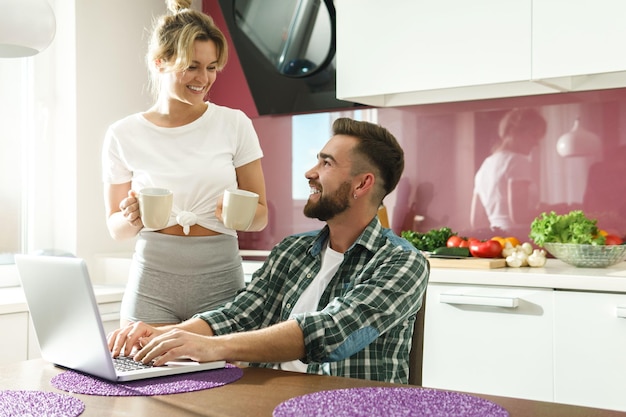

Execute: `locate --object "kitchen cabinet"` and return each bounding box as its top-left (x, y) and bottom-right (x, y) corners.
top-left (422, 283), bottom-right (554, 401)
top-left (0, 312), bottom-right (28, 365)
top-left (335, 0), bottom-right (626, 106)
top-left (553, 290), bottom-right (626, 411)
top-left (532, 0), bottom-right (626, 90)
top-left (335, 0), bottom-right (554, 106)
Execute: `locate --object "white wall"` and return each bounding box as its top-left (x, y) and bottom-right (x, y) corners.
top-left (29, 1), bottom-right (199, 283)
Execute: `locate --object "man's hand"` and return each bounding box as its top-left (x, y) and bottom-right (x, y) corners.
top-left (132, 329), bottom-right (218, 366)
top-left (107, 321), bottom-right (164, 359)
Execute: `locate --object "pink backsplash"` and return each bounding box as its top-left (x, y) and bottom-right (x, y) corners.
top-left (237, 88), bottom-right (626, 250)
top-left (202, 0), bottom-right (626, 250)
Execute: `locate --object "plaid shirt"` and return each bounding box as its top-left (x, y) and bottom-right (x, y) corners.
top-left (196, 217), bottom-right (429, 384)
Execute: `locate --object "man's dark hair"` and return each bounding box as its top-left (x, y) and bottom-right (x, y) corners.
top-left (332, 117), bottom-right (405, 204)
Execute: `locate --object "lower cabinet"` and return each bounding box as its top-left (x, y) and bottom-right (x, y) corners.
top-left (423, 283), bottom-right (626, 412)
top-left (553, 290), bottom-right (626, 411)
top-left (0, 312), bottom-right (28, 365)
top-left (422, 284), bottom-right (554, 401)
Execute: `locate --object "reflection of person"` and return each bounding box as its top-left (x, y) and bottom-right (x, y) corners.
top-left (102, 0), bottom-right (268, 327)
top-left (108, 118), bottom-right (429, 384)
top-left (583, 145), bottom-right (626, 234)
top-left (471, 108), bottom-right (547, 235)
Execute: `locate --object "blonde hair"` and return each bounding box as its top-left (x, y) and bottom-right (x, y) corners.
top-left (147, 0), bottom-right (228, 97)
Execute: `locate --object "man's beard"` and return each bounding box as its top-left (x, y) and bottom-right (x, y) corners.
top-left (303, 181), bottom-right (352, 221)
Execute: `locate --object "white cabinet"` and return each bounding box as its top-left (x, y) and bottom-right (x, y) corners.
top-left (423, 283), bottom-right (554, 401)
top-left (0, 312), bottom-right (28, 365)
top-left (336, 0), bottom-right (626, 106)
top-left (553, 290), bottom-right (626, 411)
top-left (532, 0), bottom-right (626, 89)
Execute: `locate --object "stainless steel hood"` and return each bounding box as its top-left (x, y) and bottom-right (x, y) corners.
top-left (216, 0), bottom-right (361, 115)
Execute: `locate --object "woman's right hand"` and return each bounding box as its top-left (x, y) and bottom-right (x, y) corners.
top-left (119, 190), bottom-right (143, 228)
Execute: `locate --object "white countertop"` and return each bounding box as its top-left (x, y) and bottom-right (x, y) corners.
top-left (3, 259), bottom-right (626, 315)
top-left (429, 259), bottom-right (626, 292)
top-left (0, 285), bottom-right (125, 315)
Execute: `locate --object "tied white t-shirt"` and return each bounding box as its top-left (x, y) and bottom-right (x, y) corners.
top-left (102, 103), bottom-right (263, 236)
top-left (279, 243), bottom-right (344, 373)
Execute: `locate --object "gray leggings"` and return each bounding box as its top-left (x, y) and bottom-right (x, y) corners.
top-left (120, 231), bottom-right (244, 324)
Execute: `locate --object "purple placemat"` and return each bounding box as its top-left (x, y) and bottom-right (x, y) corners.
top-left (0, 390), bottom-right (85, 417)
top-left (50, 364), bottom-right (243, 396)
top-left (273, 387), bottom-right (509, 417)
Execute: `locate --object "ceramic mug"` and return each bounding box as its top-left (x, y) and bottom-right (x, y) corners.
top-left (137, 187), bottom-right (173, 229)
top-left (222, 189), bottom-right (259, 230)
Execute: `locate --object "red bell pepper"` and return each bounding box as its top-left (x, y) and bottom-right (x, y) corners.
top-left (469, 239), bottom-right (503, 258)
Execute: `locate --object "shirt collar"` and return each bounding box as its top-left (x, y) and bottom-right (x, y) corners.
top-left (309, 217), bottom-right (384, 257)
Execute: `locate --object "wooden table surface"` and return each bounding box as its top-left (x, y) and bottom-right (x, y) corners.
top-left (1, 359), bottom-right (624, 417)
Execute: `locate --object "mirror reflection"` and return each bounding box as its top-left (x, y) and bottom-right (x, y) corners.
top-left (234, 0), bottom-right (334, 77)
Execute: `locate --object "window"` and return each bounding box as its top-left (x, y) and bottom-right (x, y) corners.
top-left (291, 109), bottom-right (378, 200)
top-left (0, 59), bottom-right (30, 264)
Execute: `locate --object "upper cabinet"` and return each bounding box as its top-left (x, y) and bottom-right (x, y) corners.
top-left (532, 0), bottom-right (626, 91)
top-left (335, 0), bottom-right (626, 107)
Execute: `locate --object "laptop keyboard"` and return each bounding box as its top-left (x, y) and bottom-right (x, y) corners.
top-left (113, 355), bottom-right (155, 372)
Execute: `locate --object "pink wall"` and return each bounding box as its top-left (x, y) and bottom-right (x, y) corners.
top-left (236, 89), bottom-right (626, 250)
top-left (203, 1), bottom-right (626, 249)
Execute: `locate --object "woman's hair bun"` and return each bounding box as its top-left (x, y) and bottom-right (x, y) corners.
top-left (166, 0), bottom-right (193, 14)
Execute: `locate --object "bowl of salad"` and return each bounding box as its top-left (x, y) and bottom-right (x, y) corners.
top-left (530, 210), bottom-right (626, 268)
top-left (542, 242), bottom-right (626, 268)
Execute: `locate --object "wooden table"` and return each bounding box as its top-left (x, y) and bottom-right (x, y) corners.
top-left (1, 359), bottom-right (624, 417)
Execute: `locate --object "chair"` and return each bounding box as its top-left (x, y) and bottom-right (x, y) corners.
top-left (408, 289), bottom-right (427, 386)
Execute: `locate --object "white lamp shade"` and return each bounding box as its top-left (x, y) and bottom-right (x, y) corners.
top-left (0, 0), bottom-right (56, 58)
top-left (556, 119), bottom-right (602, 157)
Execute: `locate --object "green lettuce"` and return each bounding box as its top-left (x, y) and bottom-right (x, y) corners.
top-left (529, 210), bottom-right (605, 246)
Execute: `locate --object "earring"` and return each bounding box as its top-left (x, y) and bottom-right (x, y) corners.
top-left (353, 193), bottom-right (357, 199)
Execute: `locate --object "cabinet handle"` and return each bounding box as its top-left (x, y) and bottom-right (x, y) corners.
top-left (616, 307), bottom-right (626, 318)
top-left (439, 293), bottom-right (519, 308)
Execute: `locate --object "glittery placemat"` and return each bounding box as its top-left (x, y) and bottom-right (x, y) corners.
top-left (51, 364), bottom-right (243, 396)
top-left (273, 387), bottom-right (509, 417)
top-left (0, 390), bottom-right (85, 417)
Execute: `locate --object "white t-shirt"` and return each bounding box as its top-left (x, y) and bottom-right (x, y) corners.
top-left (279, 244), bottom-right (344, 373)
top-left (102, 103), bottom-right (263, 236)
top-left (473, 150), bottom-right (537, 230)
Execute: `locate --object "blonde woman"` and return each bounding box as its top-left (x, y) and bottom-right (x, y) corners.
top-left (102, 0), bottom-right (267, 327)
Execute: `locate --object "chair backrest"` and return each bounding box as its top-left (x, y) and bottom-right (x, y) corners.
top-left (408, 289), bottom-right (427, 386)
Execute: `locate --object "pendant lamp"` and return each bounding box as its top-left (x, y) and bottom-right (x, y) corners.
top-left (0, 0), bottom-right (56, 58)
top-left (556, 118), bottom-right (602, 157)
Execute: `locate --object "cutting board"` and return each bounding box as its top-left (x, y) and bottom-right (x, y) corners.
top-left (427, 256), bottom-right (507, 269)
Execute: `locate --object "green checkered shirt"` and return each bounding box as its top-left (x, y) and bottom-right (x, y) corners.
top-left (196, 217), bottom-right (429, 383)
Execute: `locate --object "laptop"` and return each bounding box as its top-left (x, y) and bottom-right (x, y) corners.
top-left (15, 254), bottom-right (226, 382)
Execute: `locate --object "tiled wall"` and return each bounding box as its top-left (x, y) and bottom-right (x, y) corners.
top-left (238, 88), bottom-right (626, 250)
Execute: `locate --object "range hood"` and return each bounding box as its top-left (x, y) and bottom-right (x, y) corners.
top-left (209, 0), bottom-right (361, 116)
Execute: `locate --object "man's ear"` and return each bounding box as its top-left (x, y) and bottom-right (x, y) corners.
top-left (353, 173), bottom-right (375, 197)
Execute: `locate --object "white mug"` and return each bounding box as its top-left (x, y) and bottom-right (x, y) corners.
top-left (137, 187), bottom-right (173, 229)
top-left (222, 189), bottom-right (259, 230)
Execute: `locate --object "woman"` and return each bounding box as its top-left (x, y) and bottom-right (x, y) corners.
top-left (102, 0), bottom-right (268, 327)
top-left (470, 108), bottom-right (546, 237)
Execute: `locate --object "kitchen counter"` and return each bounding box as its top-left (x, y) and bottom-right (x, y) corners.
top-left (429, 259), bottom-right (626, 292)
top-left (0, 285), bottom-right (125, 315)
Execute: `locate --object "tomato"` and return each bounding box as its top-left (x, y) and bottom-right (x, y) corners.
top-left (605, 234), bottom-right (624, 245)
top-left (459, 240), bottom-right (471, 248)
top-left (446, 235), bottom-right (464, 248)
top-left (469, 239), bottom-right (503, 258)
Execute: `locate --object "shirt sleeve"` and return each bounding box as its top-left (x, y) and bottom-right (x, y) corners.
top-left (232, 110), bottom-right (263, 169)
top-left (102, 126), bottom-right (132, 184)
top-left (294, 248), bottom-right (428, 364)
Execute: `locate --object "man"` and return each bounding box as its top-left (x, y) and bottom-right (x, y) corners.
top-left (109, 118), bottom-right (429, 384)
